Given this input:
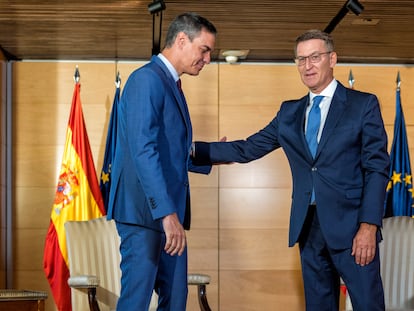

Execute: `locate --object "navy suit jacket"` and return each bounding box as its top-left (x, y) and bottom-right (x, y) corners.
top-left (195, 82), bottom-right (389, 249)
top-left (107, 56), bottom-right (211, 231)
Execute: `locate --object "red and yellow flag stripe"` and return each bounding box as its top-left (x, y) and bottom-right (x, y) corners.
top-left (43, 82), bottom-right (105, 311)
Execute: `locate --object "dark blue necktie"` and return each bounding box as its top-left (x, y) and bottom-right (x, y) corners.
top-left (306, 95), bottom-right (324, 204)
top-left (306, 96), bottom-right (324, 157)
top-left (177, 78), bottom-right (185, 98)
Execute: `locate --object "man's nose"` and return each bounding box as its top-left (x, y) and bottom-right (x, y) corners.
top-left (304, 57), bottom-right (314, 68)
top-left (203, 52), bottom-right (211, 64)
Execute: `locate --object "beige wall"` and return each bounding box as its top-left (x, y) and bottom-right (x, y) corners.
top-left (10, 61), bottom-right (414, 311)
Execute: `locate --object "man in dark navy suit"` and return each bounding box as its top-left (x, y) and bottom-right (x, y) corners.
top-left (107, 13), bottom-right (216, 311)
top-left (194, 29), bottom-right (389, 311)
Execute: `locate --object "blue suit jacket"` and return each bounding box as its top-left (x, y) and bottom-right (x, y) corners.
top-left (195, 82), bottom-right (389, 249)
top-left (107, 56), bottom-right (211, 231)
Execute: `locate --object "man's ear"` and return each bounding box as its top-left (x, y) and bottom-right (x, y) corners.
top-left (176, 31), bottom-right (187, 48)
top-left (329, 51), bottom-right (338, 68)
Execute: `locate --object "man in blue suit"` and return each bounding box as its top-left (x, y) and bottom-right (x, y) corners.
top-left (107, 13), bottom-right (216, 311)
top-left (193, 30), bottom-right (389, 310)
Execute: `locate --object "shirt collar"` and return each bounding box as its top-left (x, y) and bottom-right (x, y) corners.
top-left (157, 53), bottom-right (180, 82)
top-left (309, 79), bottom-right (338, 102)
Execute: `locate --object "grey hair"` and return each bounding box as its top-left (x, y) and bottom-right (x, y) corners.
top-left (164, 12), bottom-right (217, 48)
top-left (294, 29), bottom-right (334, 56)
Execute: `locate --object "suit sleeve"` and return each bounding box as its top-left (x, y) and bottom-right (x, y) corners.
top-left (359, 94), bottom-right (390, 226)
top-left (193, 116), bottom-right (281, 164)
top-left (122, 70), bottom-right (177, 220)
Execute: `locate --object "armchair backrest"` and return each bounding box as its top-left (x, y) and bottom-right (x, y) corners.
top-left (345, 216), bottom-right (414, 310)
top-left (380, 216), bottom-right (414, 309)
top-left (65, 217), bottom-right (210, 311)
top-left (65, 217), bottom-right (123, 311)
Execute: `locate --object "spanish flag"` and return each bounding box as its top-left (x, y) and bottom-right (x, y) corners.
top-left (43, 79), bottom-right (105, 311)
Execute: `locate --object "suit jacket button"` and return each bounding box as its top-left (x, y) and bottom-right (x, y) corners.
top-left (312, 167), bottom-right (317, 171)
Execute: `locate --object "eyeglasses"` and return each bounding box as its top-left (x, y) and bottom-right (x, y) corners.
top-left (294, 51), bottom-right (332, 66)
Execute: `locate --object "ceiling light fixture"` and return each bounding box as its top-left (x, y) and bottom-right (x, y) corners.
top-left (324, 0), bottom-right (364, 33)
top-left (148, 0), bottom-right (166, 14)
top-left (221, 50), bottom-right (250, 64)
top-left (148, 0), bottom-right (166, 55)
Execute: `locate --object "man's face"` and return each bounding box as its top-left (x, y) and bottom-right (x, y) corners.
top-left (295, 39), bottom-right (337, 93)
top-left (179, 29), bottom-right (215, 76)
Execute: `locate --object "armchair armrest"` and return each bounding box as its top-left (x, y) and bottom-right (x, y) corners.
top-left (68, 275), bottom-right (100, 311)
top-left (68, 273), bottom-right (212, 311)
top-left (188, 273), bottom-right (211, 311)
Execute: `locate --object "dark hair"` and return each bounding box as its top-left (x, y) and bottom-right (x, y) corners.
top-left (294, 29), bottom-right (334, 56)
top-left (164, 12), bottom-right (217, 48)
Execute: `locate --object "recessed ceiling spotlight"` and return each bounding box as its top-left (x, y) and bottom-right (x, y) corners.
top-left (351, 18), bottom-right (380, 25)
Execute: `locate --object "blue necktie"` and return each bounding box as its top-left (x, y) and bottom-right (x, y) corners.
top-left (306, 95), bottom-right (324, 204)
top-left (306, 96), bottom-right (324, 157)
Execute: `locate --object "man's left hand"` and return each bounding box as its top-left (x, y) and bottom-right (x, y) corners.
top-left (351, 222), bottom-right (378, 266)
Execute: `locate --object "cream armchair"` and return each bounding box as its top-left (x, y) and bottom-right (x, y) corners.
top-left (65, 216), bottom-right (212, 311)
top-left (345, 216), bottom-right (414, 310)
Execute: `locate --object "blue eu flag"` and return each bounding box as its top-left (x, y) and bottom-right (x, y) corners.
top-left (384, 82), bottom-right (413, 217)
top-left (100, 80), bottom-right (121, 211)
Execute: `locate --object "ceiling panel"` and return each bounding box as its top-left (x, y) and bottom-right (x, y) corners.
top-left (0, 0), bottom-right (413, 64)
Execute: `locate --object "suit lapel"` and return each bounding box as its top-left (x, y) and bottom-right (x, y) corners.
top-left (173, 81), bottom-right (193, 140)
top-left (315, 83), bottom-right (347, 158)
top-left (152, 57), bottom-right (193, 144)
top-left (297, 97), bottom-right (315, 160)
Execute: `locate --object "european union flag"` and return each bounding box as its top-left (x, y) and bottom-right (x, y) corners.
top-left (384, 76), bottom-right (413, 217)
top-left (100, 78), bottom-right (121, 211)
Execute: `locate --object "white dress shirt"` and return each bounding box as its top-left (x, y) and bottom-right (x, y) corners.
top-left (305, 79), bottom-right (338, 142)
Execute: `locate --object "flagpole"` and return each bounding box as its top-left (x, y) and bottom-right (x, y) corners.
top-left (100, 74), bottom-right (121, 211)
top-left (115, 71), bottom-right (121, 88)
top-left (348, 69), bottom-right (354, 89)
top-left (396, 71), bottom-right (401, 90)
top-left (74, 65), bottom-right (80, 84)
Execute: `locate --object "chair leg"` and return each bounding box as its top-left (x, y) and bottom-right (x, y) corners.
top-left (197, 284), bottom-right (212, 311)
top-left (87, 288), bottom-right (101, 311)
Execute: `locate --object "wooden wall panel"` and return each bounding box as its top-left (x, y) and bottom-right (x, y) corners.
top-left (189, 188), bottom-right (218, 229)
top-left (219, 105), bottom-right (280, 139)
top-left (9, 60), bottom-right (414, 311)
top-left (219, 151), bottom-right (291, 189)
top-left (14, 187), bottom-right (52, 229)
top-left (220, 270), bottom-right (305, 311)
top-left (219, 188), bottom-right (291, 229)
top-left (217, 63), bottom-right (305, 309)
top-left (219, 228), bottom-right (299, 270)
top-left (334, 65), bottom-right (414, 126)
top-left (187, 229), bottom-right (218, 270)
top-left (219, 64), bottom-right (308, 107)
top-left (0, 50), bottom-right (6, 288)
